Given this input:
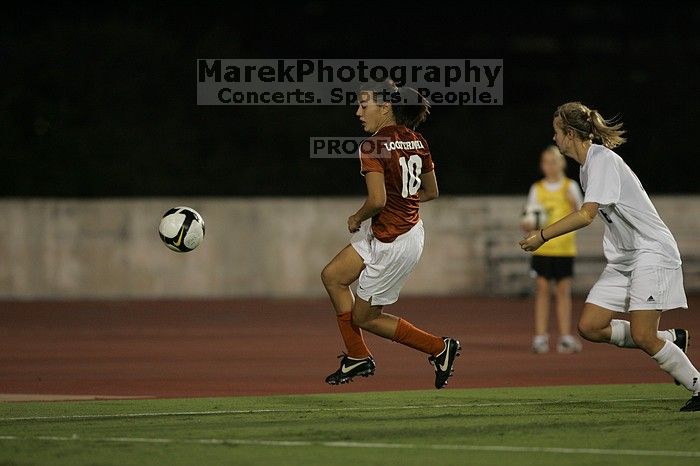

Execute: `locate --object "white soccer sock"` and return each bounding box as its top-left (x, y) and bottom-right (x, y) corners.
top-left (609, 320), bottom-right (636, 347)
top-left (652, 341), bottom-right (700, 395)
top-left (658, 329), bottom-right (675, 342)
top-left (609, 319), bottom-right (674, 348)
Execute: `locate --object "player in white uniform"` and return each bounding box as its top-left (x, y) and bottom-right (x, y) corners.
top-left (520, 101), bottom-right (700, 412)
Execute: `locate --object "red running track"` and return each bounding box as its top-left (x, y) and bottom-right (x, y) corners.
top-left (0, 296), bottom-right (698, 398)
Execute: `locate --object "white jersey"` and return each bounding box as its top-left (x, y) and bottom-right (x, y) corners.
top-left (580, 144), bottom-right (681, 271)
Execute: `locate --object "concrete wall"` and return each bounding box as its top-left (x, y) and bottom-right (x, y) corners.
top-left (2, 197), bottom-right (699, 299)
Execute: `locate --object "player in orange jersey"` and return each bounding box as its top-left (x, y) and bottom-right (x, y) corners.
top-left (321, 80), bottom-right (460, 389)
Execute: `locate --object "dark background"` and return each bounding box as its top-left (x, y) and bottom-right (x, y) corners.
top-left (2, 3), bottom-right (699, 197)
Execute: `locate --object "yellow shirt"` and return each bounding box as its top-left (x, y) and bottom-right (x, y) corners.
top-left (533, 178), bottom-right (578, 257)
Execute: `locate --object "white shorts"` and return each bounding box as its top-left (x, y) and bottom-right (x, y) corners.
top-left (586, 264), bottom-right (688, 313)
top-left (351, 219), bottom-right (424, 306)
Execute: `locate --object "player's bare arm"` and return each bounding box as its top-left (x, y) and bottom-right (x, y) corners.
top-left (418, 170), bottom-right (439, 203)
top-left (520, 202), bottom-right (598, 252)
top-left (348, 172), bottom-right (386, 233)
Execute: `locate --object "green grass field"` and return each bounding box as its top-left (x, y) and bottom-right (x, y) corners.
top-left (0, 384), bottom-right (698, 466)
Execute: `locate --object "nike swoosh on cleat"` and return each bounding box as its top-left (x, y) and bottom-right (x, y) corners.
top-left (341, 361), bottom-right (366, 374)
top-left (439, 344), bottom-right (451, 372)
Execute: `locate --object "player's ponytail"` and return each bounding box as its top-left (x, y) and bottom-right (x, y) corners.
top-left (589, 109), bottom-right (626, 149)
top-left (554, 102), bottom-right (626, 149)
top-left (359, 79), bottom-right (431, 129)
top-left (392, 87), bottom-right (431, 129)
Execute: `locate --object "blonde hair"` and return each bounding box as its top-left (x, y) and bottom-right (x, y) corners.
top-left (554, 102), bottom-right (626, 149)
top-left (543, 145), bottom-right (564, 159)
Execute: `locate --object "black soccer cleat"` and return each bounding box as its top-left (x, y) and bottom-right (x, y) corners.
top-left (428, 337), bottom-right (461, 389)
top-left (673, 329), bottom-right (690, 353)
top-left (671, 329), bottom-right (690, 386)
top-left (679, 395), bottom-right (700, 412)
top-left (325, 354), bottom-right (375, 385)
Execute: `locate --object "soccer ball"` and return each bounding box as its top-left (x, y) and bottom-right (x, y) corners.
top-left (520, 203), bottom-right (548, 230)
top-left (158, 206), bottom-right (205, 252)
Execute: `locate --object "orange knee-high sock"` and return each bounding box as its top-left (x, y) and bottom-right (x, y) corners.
top-left (336, 312), bottom-right (371, 358)
top-left (392, 318), bottom-right (445, 356)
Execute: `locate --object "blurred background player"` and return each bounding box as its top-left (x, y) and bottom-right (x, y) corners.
top-left (520, 101), bottom-right (700, 412)
top-left (321, 80), bottom-right (460, 389)
top-left (521, 146), bottom-right (583, 354)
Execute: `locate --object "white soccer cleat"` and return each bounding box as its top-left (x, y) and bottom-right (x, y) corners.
top-left (557, 335), bottom-right (582, 354)
top-left (531, 335), bottom-right (549, 354)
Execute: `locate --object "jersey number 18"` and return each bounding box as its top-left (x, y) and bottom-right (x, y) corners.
top-left (399, 154), bottom-right (422, 198)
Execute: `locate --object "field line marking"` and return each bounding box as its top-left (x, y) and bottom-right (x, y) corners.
top-left (0, 397), bottom-right (681, 422)
top-left (0, 435), bottom-right (699, 458)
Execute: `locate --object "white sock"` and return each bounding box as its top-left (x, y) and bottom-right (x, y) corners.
top-left (609, 319), bottom-right (674, 348)
top-left (652, 341), bottom-right (700, 395)
top-left (609, 320), bottom-right (635, 347)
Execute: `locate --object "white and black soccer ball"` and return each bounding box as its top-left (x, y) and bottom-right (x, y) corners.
top-left (158, 206), bottom-right (205, 253)
top-left (520, 203), bottom-right (548, 230)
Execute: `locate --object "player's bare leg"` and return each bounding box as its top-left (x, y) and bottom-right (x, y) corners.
top-left (533, 276), bottom-right (550, 353)
top-left (352, 296), bottom-right (461, 389)
top-left (555, 278), bottom-right (572, 336)
top-left (629, 310), bottom-right (664, 355)
top-left (351, 300), bottom-right (398, 339)
top-left (555, 278), bottom-right (581, 353)
top-left (321, 244), bottom-right (364, 317)
top-left (577, 303), bottom-right (678, 349)
top-left (577, 303), bottom-right (614, 343)
top-left (322, 245), bottom-right (374, 384)
top-left (580, 303), bottom-right (682, 352)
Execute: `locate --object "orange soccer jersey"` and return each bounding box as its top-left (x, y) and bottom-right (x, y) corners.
top-left (359, 125), bottom-right (434, 242)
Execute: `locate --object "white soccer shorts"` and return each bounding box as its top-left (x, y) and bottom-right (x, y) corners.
top-left (351, 219), bottom-right (424, 306)
top-left (586, 264), bottom-right (688, 312)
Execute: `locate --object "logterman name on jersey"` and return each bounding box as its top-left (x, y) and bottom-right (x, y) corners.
top-left (382, 140), bottom-right (425, 151)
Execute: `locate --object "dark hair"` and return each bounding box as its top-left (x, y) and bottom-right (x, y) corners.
top-left (359, 79), bottom-right (431, 129)
top-left (554, 101), bottom-right (626, 149)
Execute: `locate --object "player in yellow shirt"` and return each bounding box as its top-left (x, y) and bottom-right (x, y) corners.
top-left (521, 146), bottom-right (583, 354)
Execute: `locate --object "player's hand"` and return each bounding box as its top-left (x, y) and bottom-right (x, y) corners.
top-left (347, 215), bottom-right (361, 233)
top-left (519, 230), bottom-right (545, 252)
